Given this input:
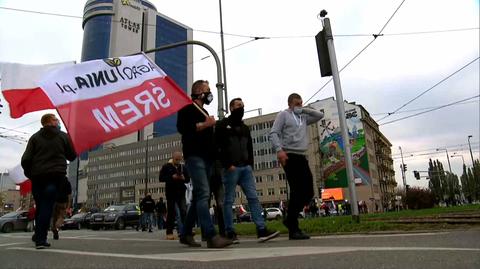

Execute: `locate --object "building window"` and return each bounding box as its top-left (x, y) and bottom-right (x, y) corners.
top-left (255, 176), bottom-right (263, 183)
top-left (267, 175), bottom-right (274, 182)
top-left (268, 188), bottom-right (275, 196)
top-left (280, 187), bottom-right (287, 195)
top-left (256, 189), bottom-right (263, 197)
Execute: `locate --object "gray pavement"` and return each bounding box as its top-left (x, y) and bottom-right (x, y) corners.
top-left (0, 228), bottom-right (479, 269)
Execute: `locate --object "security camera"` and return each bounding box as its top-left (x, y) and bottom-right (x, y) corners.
top-left (319, 10), bottom-right (328, 18)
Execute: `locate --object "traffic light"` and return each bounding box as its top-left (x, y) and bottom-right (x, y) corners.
top-left (406, 184), bottom-right (410, 192)
top-left (414, 171), bottom-right (420, 180)
top-left (403, 164), bottom-right (407, 172)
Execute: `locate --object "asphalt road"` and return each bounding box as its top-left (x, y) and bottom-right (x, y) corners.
top-left (1, 228), bottom-right (479, 269)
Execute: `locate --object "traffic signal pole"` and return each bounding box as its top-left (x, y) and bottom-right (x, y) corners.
top-left (322, 16), bottom-right (360, 222)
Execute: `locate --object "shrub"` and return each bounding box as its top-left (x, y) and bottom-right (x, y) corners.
top-left (405, 187), bottom-right (435, 209)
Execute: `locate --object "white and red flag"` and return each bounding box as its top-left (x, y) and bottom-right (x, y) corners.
top-left (2, 54), bottom-right (192, 153)
top-left (1, 61), bottom-right (75, 118)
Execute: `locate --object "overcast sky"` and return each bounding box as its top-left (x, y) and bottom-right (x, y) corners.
top-left (0, 0), bottom-right (479, 188)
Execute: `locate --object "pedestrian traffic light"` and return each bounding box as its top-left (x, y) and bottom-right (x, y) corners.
top-left (406, 184), bottom-right (410, 192)
top-left (403, 164), bottom-right (407, 172)
top-left (414, 170), bottom-right (420, 180)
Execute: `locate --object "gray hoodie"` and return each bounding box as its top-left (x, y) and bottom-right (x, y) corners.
top-left (269, 107), bottom-right (323, 155)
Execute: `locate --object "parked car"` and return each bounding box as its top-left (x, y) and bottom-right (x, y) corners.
top-left (0, 211), bottom-right (29, 233)
top-left (262, 208), bottom-right (283, 220)
top-left (238, 212), bottom-right (252, 222)
top-left (89, 204), bottom-right (140, 230)
top-left (62, 212), bottom-right (92, 230)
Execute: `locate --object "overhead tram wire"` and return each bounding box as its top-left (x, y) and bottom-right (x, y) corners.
top-left (380, 94), bottom-right (480, 126)
top-left (2, 6), bottom-right (478, 40)
top-left (371, 99), bottom-right (478, 116)
top-left (377, 57), bottom-right (480, 122)
top-left (391, 141), bottom-right (479, 157)
top-left (305, 0), bottom-right (407, 103)
top-left (0, 120), bottom-right (38, 135)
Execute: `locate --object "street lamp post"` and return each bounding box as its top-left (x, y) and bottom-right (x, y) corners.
top-left (436, 148), bottom-right (452, 173)
top-left (144, 133), bottom-right (159, 196)
top-left (468, 135), bottom-right (475, 167)
top-left (451, 154), bottom-right (465, 167)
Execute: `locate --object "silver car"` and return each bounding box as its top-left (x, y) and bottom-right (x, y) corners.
top-left (0, 211), bottom-right (29, 233)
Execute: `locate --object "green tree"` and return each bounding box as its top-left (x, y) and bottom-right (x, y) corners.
top-left (428, 159), bottom-right (445, 204)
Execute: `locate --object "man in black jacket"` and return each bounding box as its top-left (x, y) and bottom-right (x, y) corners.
top-left (140, 193), bottom-right (156, 232)
top-left (216, 98), bottom-right (279, 243)
top-left (22, 113), bottom-right (76, 249)
top-left (159, 151), bottom-right (189, 239)
top-left (176, 80), bottom-right (232, 248)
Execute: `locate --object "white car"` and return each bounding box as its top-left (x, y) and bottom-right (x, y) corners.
top-left (263, 208), bottom-right (283, 220)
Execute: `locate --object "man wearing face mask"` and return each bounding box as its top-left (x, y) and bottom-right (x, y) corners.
top-left (159, 151), bottom-right (189, 239)
top-left (269, 93), bottom-right (323, 240)
top-left (176, 80), bottom-right (232, 248)
top-left (22, 113), bottom-right (76, 249)
top-left (216, 98), bottom-right (280, 243)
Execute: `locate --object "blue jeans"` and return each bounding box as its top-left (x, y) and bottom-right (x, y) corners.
top-left (31, 179), bottom-right (58, 244)
top-left (143, 212), bottom-right (154, 230)
top-left (223, 165), bottom-right (265, 234)
top-left (181, 156), bottom-right (216, 239)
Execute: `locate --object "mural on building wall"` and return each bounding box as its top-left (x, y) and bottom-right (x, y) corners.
top-left (314, 104), bottom-right (371, 188)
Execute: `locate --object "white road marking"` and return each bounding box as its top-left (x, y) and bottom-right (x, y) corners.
top-left (0, 242), bottom-right (25, 247)
top-left (7, 246), bottom-right (480, 262)
top-left (311, 232), bottom-right (449, 239)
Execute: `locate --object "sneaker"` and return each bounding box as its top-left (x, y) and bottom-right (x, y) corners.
top-left (35, 242), bottom-right (51, 249)
top-left (148, 229), bottom-right (153, 233)
top-left (166, 234), bottom-right (176, 240)
top-left (53, 229), bottom-right (59, 240)
top-left (226, 231), bottom-right (240, 244)
top-left (206, 235), bottom-right (233, 248)
top-left (257, 229), bottom-right (280, 243)
top-left (179, 235), bottom-right (201, 247)
top-left (289, 230), bottom-right (310, 240)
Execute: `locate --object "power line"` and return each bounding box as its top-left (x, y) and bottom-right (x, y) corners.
top-left (0, 127), bottom-right (29, 135)
top-left (377, 57), bottom-right (480, 122)
top-left (187, 37), bottom-right (265, 65)
top-left (3, 5), bottom-right (477, 40)
top-left (372, 99), bottom-right (478, 116)
top-left (305, 0), bottom-right (406, 103)
top-left (0, 120), bottom-right (38, 135)
top-left (391, 141), bottom-right (479, 157)
top-left (380, 95), bottom-right (479, 126)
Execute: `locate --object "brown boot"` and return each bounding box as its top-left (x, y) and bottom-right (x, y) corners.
top-left (206, 235), bottom-right (233, 248)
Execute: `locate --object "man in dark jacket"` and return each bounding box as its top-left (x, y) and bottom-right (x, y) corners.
top-left (216, 98), bottom-right (279, 243)
top-left (22, 113), bottom-right (76, 249)
top-left (176, 80), bottom-right (231, 248)
top-left (159, 151), bottom-right (189, 240)
top-left (140, 193), bottom-right (156, 232)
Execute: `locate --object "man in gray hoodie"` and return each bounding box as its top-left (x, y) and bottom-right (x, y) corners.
top-left (269, 93), bottom-right (323, 240)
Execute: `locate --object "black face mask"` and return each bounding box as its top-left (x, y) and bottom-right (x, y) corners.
top-left (202, 92), bottom-right (214, 105)
top-left (192, 92), bottom-right (213, 105)
top-left (230, 107), bottom-right (244, 123)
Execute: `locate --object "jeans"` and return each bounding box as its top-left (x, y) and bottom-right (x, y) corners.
top-left (143, 212), bottom-right (154, 230)
top-left (157, 214), bottom-right (165, 230)
top-left (210, 160), bottom-right (226, 236)
top-left (166, 183), bottom-right (187, 234)
top-left (223, 165), bottom-right (265, 234)
top-left (181, 156), bottom-right (216, 239)
top-left (283, 153), bottom-right (314, 232)
top-left (31, 179), bottom-right (58, 244)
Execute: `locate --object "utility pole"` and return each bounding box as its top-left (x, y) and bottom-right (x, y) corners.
top-left (316, 11), bottom-right (359, 222)
top-left (436, 148), bottom-right (452, 173)
top-left (219, 0), bottom-right (228, 114)
top-left (468, 135), bottom-right (475, 167)
top-left (399, 146), bottom-right (407, 192)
